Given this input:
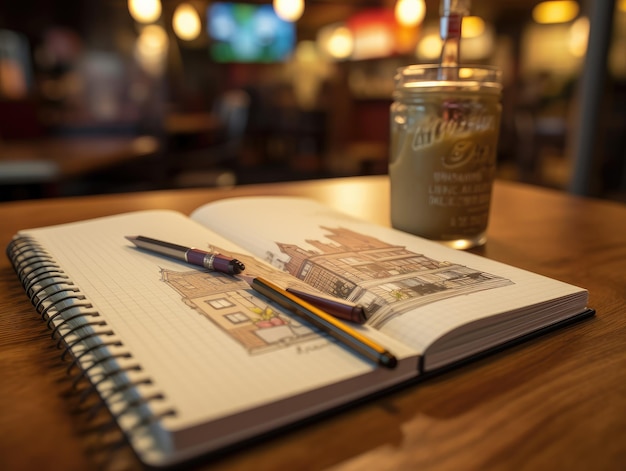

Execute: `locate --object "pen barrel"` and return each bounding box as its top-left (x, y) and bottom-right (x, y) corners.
top-left (132, 236), bottom-right (188, 261)
top-left (209, 254), bottom-right (233, 274)
top-left (186, 249), bottom-right (243, 274)
top-left (186, 249), bottom-right (210, 267)
top-left (252, 278), bottom-right (396, 368)
top-left (286, 287), bottom-right (367, 324)
top-left (129, 236), bottom-right (244, 274)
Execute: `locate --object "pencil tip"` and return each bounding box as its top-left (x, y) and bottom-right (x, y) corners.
top-left (237, 274), bottom-right (254, 285)
top-left (125, 236), bottom-right (137, 242)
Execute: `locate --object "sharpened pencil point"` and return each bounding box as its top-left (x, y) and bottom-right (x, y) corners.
top-left (238, 274), bottom-right (255, 284)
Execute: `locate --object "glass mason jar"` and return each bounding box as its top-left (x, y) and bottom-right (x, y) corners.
top-left (389, 65), bottom-right (502, 249)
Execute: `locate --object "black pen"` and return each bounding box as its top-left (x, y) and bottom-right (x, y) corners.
top-left (126, 235), bottom-right (245, 275)
top-left (126, 236), bottom-right (366, 322)
top-left (240, 274), bottom-right (397, 369)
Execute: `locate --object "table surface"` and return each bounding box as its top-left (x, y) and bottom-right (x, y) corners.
top-left (1, 175), bottom-right (625, 471)
top-left (0, 136), bottom-right (159, 180)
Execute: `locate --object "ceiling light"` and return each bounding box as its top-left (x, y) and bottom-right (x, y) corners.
top-left (173, 3), bottom-right (202, 41)
top-left (128, 0), bottom-right (162, 24)
top-left (462, 16), bottom-right (485, 38)
top-left (416, 32), bottom-right (442, 60)
top-left (394, 0), bottom-right (426, 27)
top-left (273, 0), bottom-right (305, 23)
top-left (569, 16), bottom-right (589, 57)
top-left (532, 1), bottom-right (579, 24)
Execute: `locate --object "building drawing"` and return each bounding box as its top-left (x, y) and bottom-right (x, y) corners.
top-left (160, 227), bottom-right (514, 350)
top-left (273, 227), bottom-right (514, 327)
top-left (160, 252), bottom-right (316, 355)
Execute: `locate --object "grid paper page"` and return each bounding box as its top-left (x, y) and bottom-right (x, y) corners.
top-left (23, 210), bottom-right (417, 437)
top-left (192, 197), bottom-right (588, 357)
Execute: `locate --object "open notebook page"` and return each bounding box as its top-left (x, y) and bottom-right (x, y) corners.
top-left (191, 197), bottom-right (588, 369)
top-left (20, 210), bottom-right (418, 465)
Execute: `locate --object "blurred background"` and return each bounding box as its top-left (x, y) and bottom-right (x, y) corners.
top-left (0, 0), bottom-right (624, 202)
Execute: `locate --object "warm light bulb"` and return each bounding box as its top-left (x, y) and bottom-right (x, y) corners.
top-left (394, 0), bottom-right (426, 27)
top-left (273, 0), bottom-right (305, 23)
top-left (569, 16), bottom-right (589, 57)
top-left (328, 27), bottom-right (354, 60)
top-left (532, 1), bottom-right (579, 24)
top-left (128, 0), bottom-right (162, 24)
top-left (137, 24), bottom-right (168, 56)
top-left (135, 24), bottom-right (168, 76)
top-left (173, 3), bottom-right (202, 41)
top-left (416, 33), bottom-right (442, 60)
top-left (295, 40), bottom-right (318, 63)
top-left (462, 16), bottom-right (485, 38)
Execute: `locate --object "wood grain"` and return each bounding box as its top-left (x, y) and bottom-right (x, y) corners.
top-left (1, 176), bottom-right (625, 471)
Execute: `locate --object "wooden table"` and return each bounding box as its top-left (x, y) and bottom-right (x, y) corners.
top-left (1, 176), bottom-right (625, 471)
top-left (0, 136), bottom-right (161, 201)
top-left (0, 136), bottom-right (160, 179)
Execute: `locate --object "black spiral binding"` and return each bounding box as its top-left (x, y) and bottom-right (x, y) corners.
top-left (78, 365), bottom-right (144, 405)
top-left (7, 235), bottom-right (177, 453)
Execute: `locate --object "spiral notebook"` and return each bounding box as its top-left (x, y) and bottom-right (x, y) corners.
top-left (6, 197), bottom-right (592, 467)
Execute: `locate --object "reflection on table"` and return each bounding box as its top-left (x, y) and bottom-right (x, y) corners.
top-left (0, 135), bottom-right (160, 199)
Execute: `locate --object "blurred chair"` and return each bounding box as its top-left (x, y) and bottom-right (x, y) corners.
top-left (172, 89), bottom-right (250, 188)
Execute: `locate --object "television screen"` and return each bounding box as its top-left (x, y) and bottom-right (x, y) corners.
top-left (207, 2), bottom-right (295, 63)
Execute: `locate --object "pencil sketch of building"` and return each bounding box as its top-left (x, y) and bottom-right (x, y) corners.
top-left (160, 253), bottom-right (316, 354)
top-left (273, 227), bottom-right (514, 327)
